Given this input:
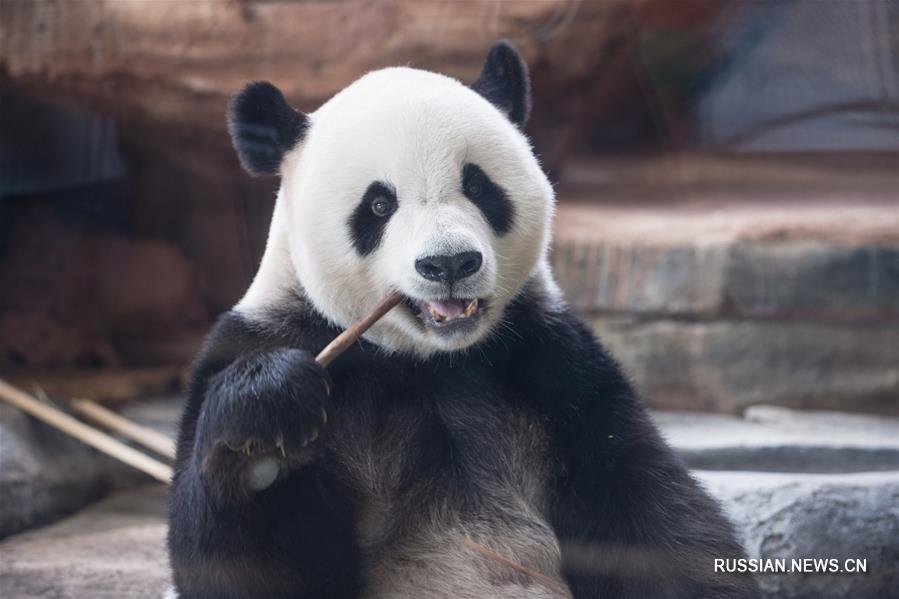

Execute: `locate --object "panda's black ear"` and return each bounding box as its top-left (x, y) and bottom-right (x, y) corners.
top-left (471, 40), bottom-right (531, 128)
top-left (228, 81), bottom-right (309, 176)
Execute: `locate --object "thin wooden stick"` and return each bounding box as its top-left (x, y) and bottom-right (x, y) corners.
top-left (315, 290), bottom-right (403, 367)
top-left (70, 398), bottom-right (177, 459)
top-left (0, 379), bottom-right (172, 483)
top-left (462, 538), bottom-right (569, 594)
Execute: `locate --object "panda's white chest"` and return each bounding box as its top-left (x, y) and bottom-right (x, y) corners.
top-left (330, 405), bottom-right (572, 598)
top-left (357, 512), bottom-right (572, 599)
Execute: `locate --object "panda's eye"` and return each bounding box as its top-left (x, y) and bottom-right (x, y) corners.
top-left (371, 195), bottom-right (395, 217)
top-left (465, 178), bottom-right (483, 198)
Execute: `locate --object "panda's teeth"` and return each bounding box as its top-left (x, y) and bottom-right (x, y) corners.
top-left (418, 298), bottom-right (482, 325)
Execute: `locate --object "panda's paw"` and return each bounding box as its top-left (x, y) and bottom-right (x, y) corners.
top-left (196, 348), bottom-right (332, 497)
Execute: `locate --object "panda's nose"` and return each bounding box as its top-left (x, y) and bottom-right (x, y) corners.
top-left (415, 251), bottom-right (483, 283)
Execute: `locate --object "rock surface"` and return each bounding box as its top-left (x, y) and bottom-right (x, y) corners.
top-left (0, 200), bottom-right (209, 370)
top-left (0, 394), bottom-right (177, 542)
top-left (0, 0), bottom-right (643, 156)
top-left (1, 405), bottom-right (896, 598)
top-left (683, 408), bottom-right (899, 597)
top-left (0, 399), bottom-right (154, 540)
top-left (594, 317), bottom-right (899, 413)
top-left (699, 470), bottom-right (899, 599)
top-left (553, 191), bottom-right (899, 319)
top-left (552, 184), bottom-right (899, 413)
top-left (654, 406), bottom-right (899, 472)
top-left (0, 485), bottom-right (171, 599)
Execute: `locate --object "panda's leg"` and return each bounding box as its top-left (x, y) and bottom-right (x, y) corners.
top-left (167, 345), bottom-right (361, 599)
top-left (551, 424), bottom-right (759, 598)
top-left (168, 460), bottom-right (359, 599)
top-left (513, 310), bottom-right (758, 598)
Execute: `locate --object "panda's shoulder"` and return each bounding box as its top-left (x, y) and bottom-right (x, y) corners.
top-left (200, 296), bottom-right (337, 362)
top-left (497, 283), bottom-right (636, 408)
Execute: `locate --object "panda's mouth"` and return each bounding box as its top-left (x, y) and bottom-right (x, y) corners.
top-left (404, 296), bottom-right (487, 331)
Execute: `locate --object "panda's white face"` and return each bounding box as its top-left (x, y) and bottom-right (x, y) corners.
top-left (235, 48), bottom-right (555, 356)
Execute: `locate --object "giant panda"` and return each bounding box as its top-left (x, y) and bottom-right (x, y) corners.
top-left (167, 41), bottom-right (759, 599)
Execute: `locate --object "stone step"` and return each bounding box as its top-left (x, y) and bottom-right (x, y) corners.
top-left (553, 195), bottom-right (899, 320)
top-left (593, 317), bottom-right (899, 413)
top-left (551, 164), bottom-right (899, 412)
top-left (653, 406), bottom-right (899, 472)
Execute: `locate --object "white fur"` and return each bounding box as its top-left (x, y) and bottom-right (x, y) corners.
top-left (237, 67), bottom-right (555, 356)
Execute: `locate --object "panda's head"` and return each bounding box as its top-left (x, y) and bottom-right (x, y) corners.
top-left (231, 41), bottom-right (556, 357)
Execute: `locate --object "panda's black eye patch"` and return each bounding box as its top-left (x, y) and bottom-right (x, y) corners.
top-left (461, 163), bottom-right (513, 235)
top-left (349, 182), bottom-right (397, 256)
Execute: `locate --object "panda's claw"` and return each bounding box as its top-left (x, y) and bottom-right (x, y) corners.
top-left (319, 374), bottom-right (332, 397)
top-left (223, 423), bottom-right (321, 460)
top-left (226, 437), bottom-right (255, 455)
top-left (321, 407), bottom-right (328, 425)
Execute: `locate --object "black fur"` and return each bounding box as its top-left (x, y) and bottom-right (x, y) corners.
top-left (168, 286), bottom-right (760, 598)
top-left (194, 348), bottom-right (331, 502)
top-left (461, 163), bottom-right (514, 235)
top-left (228, 81), bottom-right (308, 176)
top-left (471, 40), bottom-right (531, 128)
top-left (348, 181), bottom-right (397, 256)
top-left (168, 310), bottom-right (359, 599)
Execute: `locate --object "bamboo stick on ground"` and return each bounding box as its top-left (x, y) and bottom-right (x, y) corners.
top-left (70, 398), bottom-right (177, 459)
top-left (0, 379), bottom-right (172, 483)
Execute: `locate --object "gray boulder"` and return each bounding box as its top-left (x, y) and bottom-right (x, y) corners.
top-left (0, 401), bottom-right (149, 539)
top-left (660, 407), bottom-right (899, 598)
top-left (700, 470), bottom-right (899, 599)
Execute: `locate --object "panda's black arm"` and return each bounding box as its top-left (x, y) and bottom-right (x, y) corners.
top-left (171, 309), bottom-right (329, 478)
top-left (508, 307), bottom-right (758, 598)
top-left (167, 310), bottom-right (361, 599)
